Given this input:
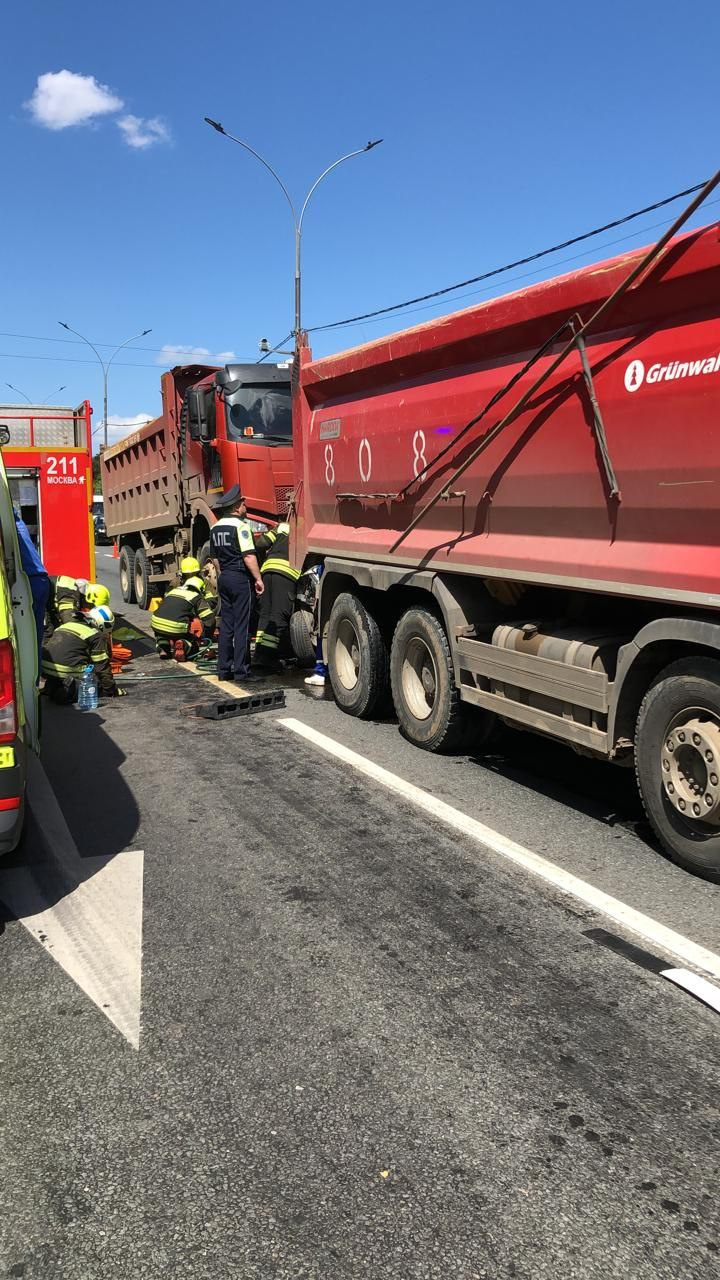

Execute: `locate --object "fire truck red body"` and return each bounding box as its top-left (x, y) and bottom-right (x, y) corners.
top-left (291, 220), bottom-right (720, 880)
top-left (0, 401), bottom-right (95, 581)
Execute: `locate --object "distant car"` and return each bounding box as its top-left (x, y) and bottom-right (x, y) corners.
top-left (92, 498), bottom-right (109, 545)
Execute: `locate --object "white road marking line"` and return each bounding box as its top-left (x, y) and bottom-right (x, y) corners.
top-left (662, 968), bottom-right (720, 1014)
top-left (280, 717), bottom-right (720, 983)
top-left (0, 755), bottom-right (144, 1049)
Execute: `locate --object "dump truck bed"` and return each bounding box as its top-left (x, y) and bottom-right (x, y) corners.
top-left (296, 222), bottom-right (720, 608)
top-left (102, 412), bottom-right (181, 539)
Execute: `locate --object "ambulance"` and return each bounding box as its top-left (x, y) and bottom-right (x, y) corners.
top-left (0, 427), bottom-right (40, 852)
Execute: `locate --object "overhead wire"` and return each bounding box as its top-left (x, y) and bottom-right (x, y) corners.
top-left (2, 178), bottom-right (716, 375)
top-left (312, 195), bottom-right (720, 336)
top-left (306, 177), bottom-right (710, 335)
top-left (0, 330), bottom-right (255, 361)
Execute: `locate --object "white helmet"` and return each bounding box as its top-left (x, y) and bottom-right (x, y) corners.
top-left (88, 605), bottom-right (114, 632)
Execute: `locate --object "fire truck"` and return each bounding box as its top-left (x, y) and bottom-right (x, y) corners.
top-left (0, 401), bottom-right (95, 581)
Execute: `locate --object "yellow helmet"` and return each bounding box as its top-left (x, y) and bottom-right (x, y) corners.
top-left (85, 583), bottom-right (110, 608)
top-left (180, 556), bottom-right (201, 576)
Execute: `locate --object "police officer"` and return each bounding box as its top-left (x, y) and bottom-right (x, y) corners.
top-left (209, 485), bottom-right (264, 683)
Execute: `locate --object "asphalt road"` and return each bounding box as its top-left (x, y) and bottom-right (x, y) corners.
top-left (0, 546), bottom-right (718, 1278)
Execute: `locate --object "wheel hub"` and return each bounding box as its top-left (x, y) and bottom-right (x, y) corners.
top-left (335, 619), bottom-right (361, 691)
top-left (661, 717), bottom-right (720, 825)
top-left (402, 636), bottom-right (437, 721)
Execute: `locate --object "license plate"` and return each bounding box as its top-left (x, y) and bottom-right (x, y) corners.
top-left (0, 747), bottom-right (15, 769)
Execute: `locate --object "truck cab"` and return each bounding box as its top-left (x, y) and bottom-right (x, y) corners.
top-left (103, 362), bottom-right (294, 607)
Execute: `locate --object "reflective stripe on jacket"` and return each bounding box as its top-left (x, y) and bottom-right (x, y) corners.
top-left (41, 620), bottom-right (109, 676)
top-left (151, 586), bottom-right (213, 636)
top-left (257, 526), bottom-right (298, 580)
top-left (48, 574), bottom-right (82, 624)
top-left (261, 557), bottom-right (300, 581)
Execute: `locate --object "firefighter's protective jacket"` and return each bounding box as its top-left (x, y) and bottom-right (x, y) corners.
top-left (47, 575), bottom-right (83, 626)
top-left (151, 586), bottom-right (215, 637)
top-left (41, 620), bottom-right (115, 694)
top-left (254, 524), bottom-right (300, 581)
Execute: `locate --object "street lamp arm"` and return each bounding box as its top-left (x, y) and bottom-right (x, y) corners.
top-left (5, 383), bottom-right (31, 404)
top-left (204, 118), bottom-right (298, 227)
top-left (106, 328), bottom-right (152, 371)
top-left (298, 140), bottom-right (383, 234)
top-left (40, 385), bottom-right (67, 406)
top-left (58, 321), bottom-right (106, 373)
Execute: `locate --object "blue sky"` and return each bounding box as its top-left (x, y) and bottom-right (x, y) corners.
top-left (3, 0), bottom-right (719, 447)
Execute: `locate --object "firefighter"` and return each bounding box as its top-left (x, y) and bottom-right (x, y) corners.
top-left (151, 577), bottom-right (215, 661)
top-left (253, 521), bottom-right (299, 667)
top-left (209, 485), bottom-right (264, 682)
top-left (179, 556), bottom-right (218, 616)
top-left (41, 605), bottom-right (123, 702)
top-left (46, 576), bottom-right (110, 631)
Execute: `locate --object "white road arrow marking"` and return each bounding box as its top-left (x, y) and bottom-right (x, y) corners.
top-left (0, 754), bottom-right (144, 1049)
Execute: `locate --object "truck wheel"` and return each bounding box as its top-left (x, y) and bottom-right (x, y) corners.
top-left (119, 547), bottom-right (136, 604)
top-left (133, 548), bottom-right (151, 610)
top-left (390, 607), bottom-right (470, 752)
top-left (290, 609), bottom-right (316, 667)
top-left (635, 657), bottom-right (720, 881)
top-left (327, 592), bottom-right (389, 718)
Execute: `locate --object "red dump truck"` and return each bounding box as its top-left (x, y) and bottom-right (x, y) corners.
top-left (291, 215), bottom-right (720, 879)
top-left (102, 362), bottom-right (294, 606)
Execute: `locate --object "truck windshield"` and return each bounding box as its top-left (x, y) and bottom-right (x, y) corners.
top-left (225, 387), bottom-right (292, 444)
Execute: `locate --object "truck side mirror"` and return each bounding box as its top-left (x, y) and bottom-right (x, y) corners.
top-left (185, 389), bottom-right (215, 443)
top-left (186, 389), bottom-right (203, 442)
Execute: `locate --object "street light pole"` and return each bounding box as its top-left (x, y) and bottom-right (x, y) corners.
top-left (204, 119), bottom-right (382, 340)
top-left (58, 323), bottom-right (152, 449)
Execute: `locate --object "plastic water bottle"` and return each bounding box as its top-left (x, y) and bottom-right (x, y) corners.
top-left (77, 665), bottom-right (98, 712)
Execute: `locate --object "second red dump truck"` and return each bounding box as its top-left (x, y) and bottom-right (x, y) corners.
top-left (102, 362), bottom-right (294, 605)
top-left (291, 215), bottom-right (720, 880)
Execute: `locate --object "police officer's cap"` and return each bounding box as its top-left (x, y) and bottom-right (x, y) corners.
top-left (216, 484), bottom-right (244, 510)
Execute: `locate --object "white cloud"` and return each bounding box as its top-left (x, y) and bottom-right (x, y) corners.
top-left (158, 344), bottom-right (236, 367)
top-left (117, 114), bottom-right (171, 149)
top-left (25, 70), bottom-right (123, 130)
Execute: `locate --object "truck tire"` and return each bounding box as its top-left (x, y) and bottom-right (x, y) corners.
top-left (390, 607), bottom-right (471, 753)
top-left (133, 547), bottom-right (151, 610)
top-left (635, 657), bottom-right (720, 881)
top-left (290, 608), bottom-right (316, 667)
top-left (327, 592), bottom-right (389, 718)
top-left (119, 547), bottom-right (135, 604)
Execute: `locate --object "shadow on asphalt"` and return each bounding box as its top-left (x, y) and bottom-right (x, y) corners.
top-left (35, 699), bottom-right (139, 861)
top-left (468, 724), bottom-right (647, 834)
